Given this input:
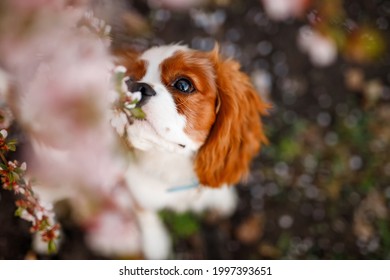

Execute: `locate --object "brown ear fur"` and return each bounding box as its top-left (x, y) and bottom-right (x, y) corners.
top-left (113, 48), bottom-right (147, 80)
top-left (194, 46), bottom-right (269, 187)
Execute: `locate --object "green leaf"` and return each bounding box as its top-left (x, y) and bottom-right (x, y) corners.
top-left (7, 172), bottom-right (14, 183)
top-left (47, 240), bottom-right (57, 254)
top-left (7, 145), bottom-right (16, 152)
top-left (6, 139), bottom-right (17, 152)
top-left (39, 218), bottom-right (50, 231)
top-left (160, 211), bottom-right (199, 238)
top-left (114, 72), bottom-right (126, 96)
top-left (279, 138), bottom-right (301, 162)
top-left (129, 107), bottom-right (146, 120)
top-left (115, 71), bottom-right (125, 85)
top-left (14, 207), bottom-right (24, 217)
top-left (378, 219), bottom-right (390, 250)
top-left (277, 232), bottom-right (291, 254)
top-left (11, 171), bottom-right (20, 182)
top-left (130, 98), bottom-right (140, 105)
top-left (7, 139), bottom-right (17, 146)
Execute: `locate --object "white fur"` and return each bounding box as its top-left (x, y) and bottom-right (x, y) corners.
top-left (127, 45), bottom-right (201, 154)
top-left (126, 150), bottom-right (237, 259)
top-left (137, 211), bottom-right (172, 259)
top-left (125, 45), bottom-right (238, 259)
top-left (126, 149), bottom-right (237, 214)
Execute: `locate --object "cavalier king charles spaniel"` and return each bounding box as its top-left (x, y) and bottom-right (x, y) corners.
top-left (115, 44), bottom-right (269, 259)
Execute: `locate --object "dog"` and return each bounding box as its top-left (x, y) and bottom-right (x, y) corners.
top-left (115, 44), bottom-right (269, 259)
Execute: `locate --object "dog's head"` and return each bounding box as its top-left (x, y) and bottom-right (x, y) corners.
top-left (116, 44), bottom-right (269, 187)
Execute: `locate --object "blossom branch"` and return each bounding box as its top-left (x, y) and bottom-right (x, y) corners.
top-left (0, 128), bottom-right (60, 253)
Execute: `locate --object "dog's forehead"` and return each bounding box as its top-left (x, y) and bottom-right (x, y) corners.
top-left (139, 45), bottom-right (189, 84)
top-left (141, 45), bottom-right (189, 68)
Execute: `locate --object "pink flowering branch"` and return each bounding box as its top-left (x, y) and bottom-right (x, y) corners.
top-left (0, 0), bottom-right (145, 257)
top-left (0, 128), bottom-right (60, 253)
top-left (110, 66), bottom-right (145, 137)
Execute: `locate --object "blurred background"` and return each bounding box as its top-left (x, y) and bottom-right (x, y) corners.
top-left (1, 0), bottom-right (390, 259)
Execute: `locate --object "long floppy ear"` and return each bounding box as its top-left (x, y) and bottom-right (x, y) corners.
top-left (194, 45), bottom-right (270, 188)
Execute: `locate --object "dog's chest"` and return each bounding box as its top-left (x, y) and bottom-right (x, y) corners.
top-left (125, 150), bottom-right (200, 211)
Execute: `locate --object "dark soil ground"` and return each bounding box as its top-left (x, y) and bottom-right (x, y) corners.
top-left (1, 0), bottom-right (390, 259)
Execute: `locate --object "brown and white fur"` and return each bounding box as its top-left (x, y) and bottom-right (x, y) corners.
top-left (116, 44), bottom-right (269, 259)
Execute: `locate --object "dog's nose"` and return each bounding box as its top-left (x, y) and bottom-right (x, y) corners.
top-left (128, 82), bottom-right (156, 107)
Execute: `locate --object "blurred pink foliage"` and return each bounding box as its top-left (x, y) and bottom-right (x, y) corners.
top-left (0, 1), bottom-right (122, 193)
top-left (260, 0), bottom-right (386, 65)
top-left (260, 0), bottom-right (311, 21)
top-left (85, 204), bottom-right (141, 257)
top-left (0, 0), bottom-right (142, 256)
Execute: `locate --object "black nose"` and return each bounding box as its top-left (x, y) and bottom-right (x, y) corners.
top-left (128, 82), bottom-right (156, 107)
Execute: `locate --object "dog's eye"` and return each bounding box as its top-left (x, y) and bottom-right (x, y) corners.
top-left (173, 78), bottom-right (194, 94)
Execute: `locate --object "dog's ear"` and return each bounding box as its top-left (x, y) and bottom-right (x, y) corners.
top-left (113, 48), bottom-right (146, 80)
top-left (194, 45), bottom-right (269, 188)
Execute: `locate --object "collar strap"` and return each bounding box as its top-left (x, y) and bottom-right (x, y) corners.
top-left (166, 181), bottom-right (199, 193)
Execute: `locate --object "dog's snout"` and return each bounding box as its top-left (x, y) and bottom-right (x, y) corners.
top-left (128, 82), bottom-right (156, 107)
top-left (132, 82), bottom-right (156, 97)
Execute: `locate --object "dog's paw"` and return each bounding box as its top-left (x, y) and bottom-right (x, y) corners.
top-left (137, 211), bottom-right (171, 259)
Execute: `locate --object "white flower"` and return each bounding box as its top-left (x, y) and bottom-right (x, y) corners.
top-left (110, 110), bottom-right (128, 136)
top-left (261, 0), bottom-right (308, 21)
top-left (20, 209), bottom-right (35, 223)
top-left (8, 161), bottom-right (17, 169)
top-left (298, 26), bottom-right (337, 67)
top-left (0, 129), bottom-right (8, 139)
top-left (114, 65), bottom-right (127, 74)
top-left (123, 91), bottom-right (142, 110)
top-left (20, 162), bottom-right (27, 171)
top-left (128, 90), bottom-right (142, 103)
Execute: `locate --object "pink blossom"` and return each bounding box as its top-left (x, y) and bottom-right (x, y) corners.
top-left (0, 129), bottom-right (8, 139)
top-left (10, 0), bottom-right (65, 12)
top-left (85, 208), bottom-right (142, 257)
top-left (0, 0), bottom-right (145, 257)
top-left (298, 26), bottom-right (337, 67)
top-left (82, 181), bottom-right (142, 257)
top-left (110, 110), bottom-right (128, 136)
top-left (0, 3), bottom-right (125, 193)
top-left (261, 0), bottom-right (311, 21)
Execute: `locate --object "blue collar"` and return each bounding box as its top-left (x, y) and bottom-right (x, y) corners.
top-left (166, 180), bottom-right (199, 193)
